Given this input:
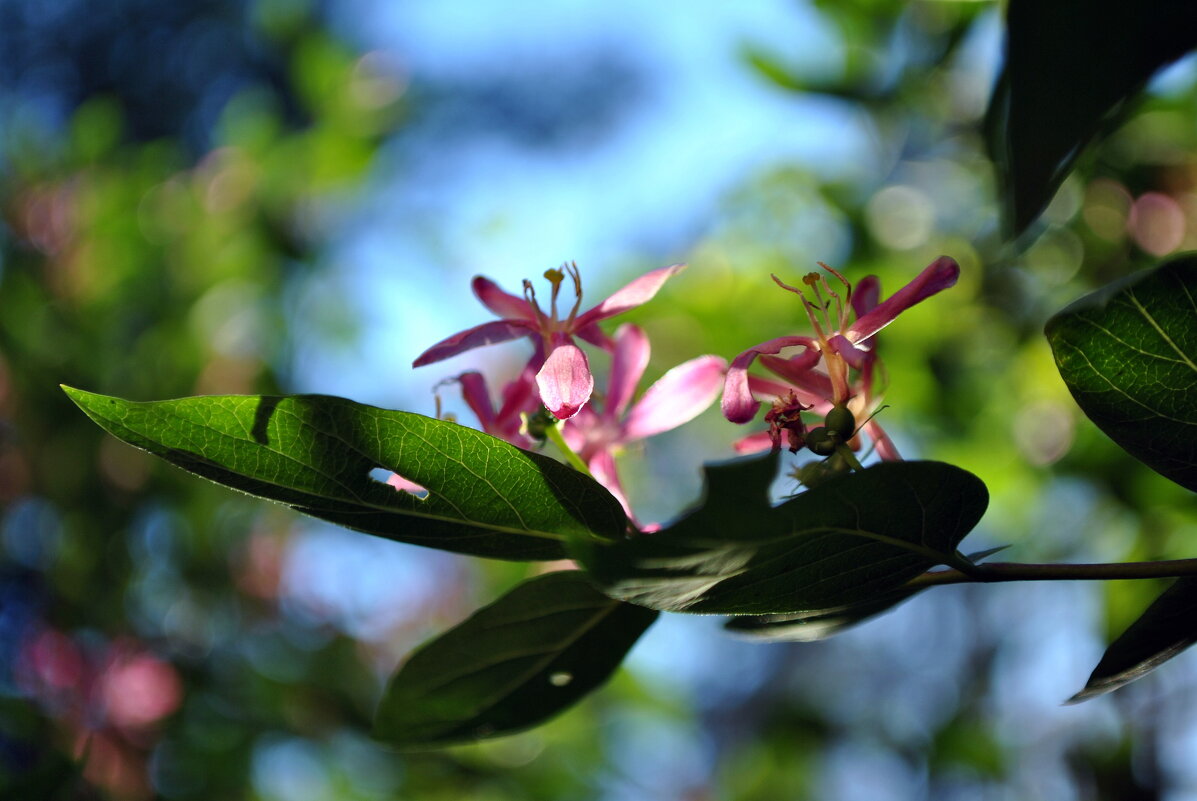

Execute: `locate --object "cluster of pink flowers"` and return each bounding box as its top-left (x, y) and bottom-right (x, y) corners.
top-left (411, 256), bottom-right (959, 520)
top-left (413, 263), bottom-right (726, 520)
top-left (414, 261), bottom-right (686, 420)
top-left (722, 256), bottom-right (959, 460)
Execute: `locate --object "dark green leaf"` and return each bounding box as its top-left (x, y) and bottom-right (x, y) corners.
top-left (988, 0), bottom-right (1197, 236)
top-left (724, 584), bottom-right (923, 643)
top-left (373, 570), bottom-right (658, 749)
top-left (1045, 256), bottom-right (1197, 492)
top-left (1068, 576), bottom-right (1197, 703)
top-left (722, 545), bottom-right (1007, 642)
top-left (571, 454), bottom-right (988, 615)
top-left (62, 388), bottom-right (626, 560)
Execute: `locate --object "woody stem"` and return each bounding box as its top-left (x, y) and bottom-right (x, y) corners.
top-left (909, 558), bottom-right (1197, 587)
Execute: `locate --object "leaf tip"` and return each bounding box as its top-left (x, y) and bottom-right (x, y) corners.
top-left (1062, 685), bottom-right (1104, 706)
top-left (60, 384), bottom-right (97, 412)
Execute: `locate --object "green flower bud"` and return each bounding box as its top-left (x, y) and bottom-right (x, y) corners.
top-left (806, 426), bottom-right (837, 456)
top-left (825, 403), bottom-right (856, 439)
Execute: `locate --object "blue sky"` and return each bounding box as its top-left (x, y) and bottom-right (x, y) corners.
top-left (297, 0), bottom-right (884, 413)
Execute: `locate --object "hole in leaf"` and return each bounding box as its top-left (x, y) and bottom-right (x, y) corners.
top-left (369, 467), bottom-right (428, 499)
top-left (549, 671), bottom-right (573, 687)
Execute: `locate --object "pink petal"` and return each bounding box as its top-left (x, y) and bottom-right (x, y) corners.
top-left (587, 449), bottom-right (634, 521)
top-left (575, 322), bottom-right (616, 351)
top-left (471, 276), bottom-right (536, 320)
top-left (456, 371), bottom-right (497, 430)
top-left (559, 406), bottom-right (599, 453)
top-left (412, 319), bottom-right (535, 367)
top-left (573, 263), bottom-right (686, 328)
top-left (721, 336), bottom-right (819, 424)
top-left (846, 256), bottom-right (959, 345)
top-left (536, 343), bottom-right (594, 420)
top-left (746, 375), bottom-right (800, 399)
top-left (863, 418), bottom-right (902, 461)
top-left (825, 335), bottom-right (872, 370)
top-left (624, 355), bottom-right (727, 441)
top-left (756, 346), bottom-right (822, 384)
top-left (608, 324), bottom-right (651, 419)
top-left (851, 275), bottom-right (881, 318)
top-left (751, 362), bottom-right (833, 407)
top-left (732, 430), bottom-right (775, 454)
top-left (453, 370), bottom-right (536, 447)
top-left (495, 363), bottom-right (541, 422)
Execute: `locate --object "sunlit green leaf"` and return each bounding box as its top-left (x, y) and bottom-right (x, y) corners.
top-left (988, 0), bottom-right (1197, 236)
top-left (1046, 256), bottom-right (1197, 492)
top-left (1068, 576), bottom-right (1197, 703)
top-left (373, 570), bottom-right (658, 749)
top-left (572, 454), bottom-right (988, 615)
top-left (63, 387), bottom-right (626, 560)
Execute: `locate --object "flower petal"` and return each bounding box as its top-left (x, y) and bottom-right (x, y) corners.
top-left (412, 319), bottom-right (534, 367)
top-left (863, 418), bottom-right (902, 461)
top-left (495, 363), bottom-right (541, 422)
top-left (721, 336), bottom-right (819, 424)
top-left (754, 359), bottom-right (834, 407)
top-left (456, 371), bottom-right (498, 429)
top-left (846, 256), bottom-right (959, 345)
top-left (471, 276), bottom-right (536, 320)
top-left (745, 375), bottom-right (833, 417)
top-left (560, 405), bottom-right (599, 453)
top-left (575, 322), bottom-right (616, 351)
top-left (573, 263), bottom-right (686, 328)
top-left (732, 430), bottom-right (776, 454)
top-left (851, 275), bottom-right (881, 318)
top-left (587, 449), bottom-right (635, 521)
top-left (536, 343), bottom-right (594, 420)
top-left (825, 335), bottom-right (872, 370)
top-left (624, 355), bottom-right (727, 441)
top-left (608, 324), bottom-right (651, 419)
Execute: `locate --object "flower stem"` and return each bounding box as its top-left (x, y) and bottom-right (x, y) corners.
top-left (543, 419), bottom-right (593, 478)
top-left (908, 558), bottom-right (1197, 588)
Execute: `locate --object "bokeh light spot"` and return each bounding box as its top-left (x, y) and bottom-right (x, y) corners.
top-left (865, 185), bottom-right (934, 250)
top-left (1129, 191), bottom-right (1186, 256)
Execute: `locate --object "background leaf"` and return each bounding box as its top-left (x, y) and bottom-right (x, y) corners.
top-left (1046, 255), bottom-right (1197, 492)
top-left (572, 456), bottom-right (988, 615)
top-left (372, 570), bottom-right (658, 749)
top-left (1068, 576), bottom-right (1197, 703)
top-left (63, 388), bottom-right (626, 560)
top-left (987, 0), bottom-right (1197, 236)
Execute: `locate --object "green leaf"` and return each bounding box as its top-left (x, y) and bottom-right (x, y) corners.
top-left (373, 570), bottom-right (658, 749)
top-left (62, 387), bottom-right (626, 560)
top-left (1045, 256), bottom-right (1197, 492)
top-left (721, 545), bottom-right (1007, 642)
top-left (987, 0), bottom-right (1197, 236)
top-left (571, 454), bottom-right (988, 615)
top-left (723, 584), bottom-right (923, 643)
top-left (1068, 576), bottom-right (1197, 703)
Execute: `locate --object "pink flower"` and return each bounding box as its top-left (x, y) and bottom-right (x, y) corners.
top-left (413, 261), bottom-right (685, 420)
top-left (453, 364), bottom-right (542, 449)
top-left (723, 257), bottom-right (959, 458)
top-left (562, 324), bottom-right (726, 521)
